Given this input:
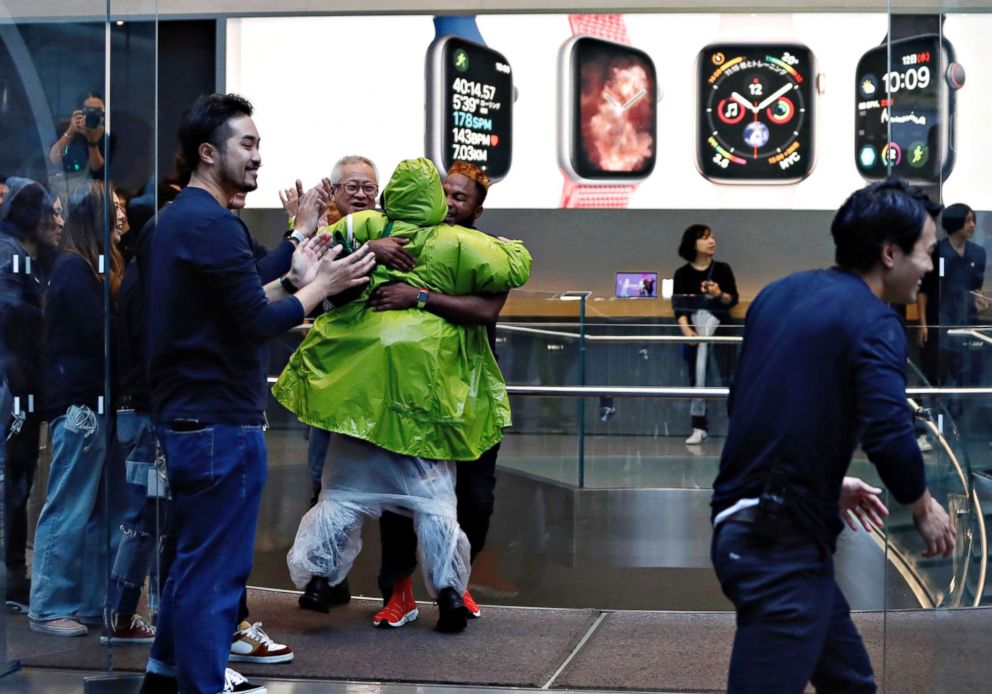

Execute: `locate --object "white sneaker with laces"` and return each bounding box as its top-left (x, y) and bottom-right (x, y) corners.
top-left (685, 428), bottom-right (708, 445)
top-left (221, 667), bottom-right (266, 693)
top-left (230, 620), bottom-right (294, 663)
top-left (917, 434), bottom-right (933, 453)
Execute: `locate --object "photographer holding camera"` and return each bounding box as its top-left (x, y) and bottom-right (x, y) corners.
top-left (48, 91), bottom-right (108, 178)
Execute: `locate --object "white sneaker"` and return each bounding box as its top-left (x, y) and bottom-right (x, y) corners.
top-left (220, 668), bottom-right (267, 693)
top-left (917, 434), bottom-right (933, 453)
top-left (230, 620), bottom-right (294, 663)
top-left (685, 428), bottom-right (708, 445)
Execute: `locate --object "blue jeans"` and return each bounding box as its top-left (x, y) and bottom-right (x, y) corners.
top-left (29, 405), bottom-right (109, 622)
top-left (307, 426), bottom-right (331, 499)
top-left (147, 423), bottom-right (266, 694)
top-left (105, 410), bottom-right (171, 617)
top-left (711, 520), bottom-right (876, 693)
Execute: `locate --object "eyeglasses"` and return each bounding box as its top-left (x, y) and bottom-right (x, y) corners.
top-left (336, 181), bottom-right (378, 196)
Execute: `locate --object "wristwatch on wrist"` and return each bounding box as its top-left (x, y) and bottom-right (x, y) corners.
top-left (558, 14), bottom-right (659, 208)
top-left (426, 15), bottom-right (514, 182)
top-left (416, 288), bottom-right (430, 309)
top-left (280, 275), bottom-right (299, 295)
top-left (289, 229), bottom-right (307, 245)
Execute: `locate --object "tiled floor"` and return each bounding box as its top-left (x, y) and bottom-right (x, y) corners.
top-left (0, 669), bottom-right (676, 694)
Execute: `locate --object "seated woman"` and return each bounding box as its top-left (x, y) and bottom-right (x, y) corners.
top-left (274, 158), bottom-right (531, 633)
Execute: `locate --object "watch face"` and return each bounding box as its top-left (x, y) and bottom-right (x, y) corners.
top-left (426, 36), bottom-right (513, 181)
top-left (855, 36), bottom-right (952, 183)
top-left (559, 36), bottom-right (657, 181)
top-left (697, 43), bottom-right (816, 183)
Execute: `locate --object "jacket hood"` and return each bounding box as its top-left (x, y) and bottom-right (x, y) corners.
top-left (381, 158), bottom-right (446, 227)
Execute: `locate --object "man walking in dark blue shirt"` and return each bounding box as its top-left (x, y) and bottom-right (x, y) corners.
top-left (140, 93), bottom-right (374, 694)
top-left (711, 179), bottom-right (956, 693)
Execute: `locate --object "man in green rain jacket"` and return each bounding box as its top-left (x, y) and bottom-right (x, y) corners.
top-left (274, 158), bottom-right (532, 632)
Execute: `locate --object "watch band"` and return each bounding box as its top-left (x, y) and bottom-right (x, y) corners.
top-left (886, 13), bottom-right (942, 42)
top-left (560, 179), bottom-right (638, 209)
top-left (416, 288), bottom-right (429, 309)
top-left (433, 15), bottom-right (485, 44)
top-left (561, 14), bottom-right (636, 209)
top-left (289, 229), bottom-right (307, 245)
top-left (568, 14), bottom-right (629, 45)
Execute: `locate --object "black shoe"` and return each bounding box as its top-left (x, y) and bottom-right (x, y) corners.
top-left (5, 577), bottom-right (30, 613)
top-left (435, 587), bottom-right (468, 633)
top-left (298, 576), bottom-right (350, 613)
top-left (222, 668), bottom-right (266, 693)
top-left (138, 672), bottom-right (179, 694)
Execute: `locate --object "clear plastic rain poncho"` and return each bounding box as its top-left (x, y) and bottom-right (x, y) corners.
top-left (286, 433), bottom-right (470, 596)
top-left (276, 158), bottom-right (532, 594)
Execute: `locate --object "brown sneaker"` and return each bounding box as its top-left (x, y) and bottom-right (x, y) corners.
top-left (100, 613), bottom-right (156, 644)
top-left (229, 621), bottom-right (294, 664)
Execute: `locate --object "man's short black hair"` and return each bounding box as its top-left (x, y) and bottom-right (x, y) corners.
top-left (831, 178), bottom-right (942, 273)
top-left (177, 93), bottom-right (253, 175)
top-left (678, 224), bottom-right (710, 262)
top-left (941, 203), bottom-right (974, 235)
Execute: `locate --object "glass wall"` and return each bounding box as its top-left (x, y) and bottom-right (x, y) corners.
top-left (1, 1), bottom-right (992, 691)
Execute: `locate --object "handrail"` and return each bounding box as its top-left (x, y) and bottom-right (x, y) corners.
top-left (907, 396), bottom-right (984, 607)
top-left (948, 328), bottom-right (992, 347)
top-left (265, 378), bottom-right (992, 399)
top-left (496, 324), bottom-right (743, 342)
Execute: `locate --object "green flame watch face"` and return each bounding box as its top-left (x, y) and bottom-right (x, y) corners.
top-left (697, 43), bottom-right (816, 182)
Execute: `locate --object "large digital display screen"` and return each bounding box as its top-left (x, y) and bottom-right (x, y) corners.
top-left (697, 43), bottom-right (816, 182)
top-left (428, 36), bottom-right (513, 181)
top-left (227, 14), bottom-right (990, 210)
top-left (569, 37), bottom-right (656, 179)
top-left (855, 35), bottom-right (951, 183)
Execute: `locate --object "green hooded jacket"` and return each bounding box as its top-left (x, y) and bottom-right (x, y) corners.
top-left (272, 158), bottom-right (532, 461)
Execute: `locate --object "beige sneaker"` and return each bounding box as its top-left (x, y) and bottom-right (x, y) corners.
top-left (29, 617), bottom-right (88, 637)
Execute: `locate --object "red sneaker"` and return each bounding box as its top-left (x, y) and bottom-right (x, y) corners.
top-left (373, 575), bottom-right (418, 628)
top-left (463, 588), bottom-right (481, 619)
top-left (100, 613), bottom-right (155, 644)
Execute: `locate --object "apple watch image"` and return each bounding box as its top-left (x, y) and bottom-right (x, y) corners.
top-left (426, 16), bottom-right (514, 182)
top-left (696, 43), bottom-right (818, 184)
top-left (558, 14), bottom-right (659, 208)
top-left (854, 15), bottom-right (964, 185)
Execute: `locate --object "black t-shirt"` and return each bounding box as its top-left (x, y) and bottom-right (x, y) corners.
top-left (672, 260), bottom-right (739, 321)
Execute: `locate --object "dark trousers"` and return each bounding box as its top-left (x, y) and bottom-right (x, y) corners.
top-left (711, 520), bottom-right (876, 694)
top-left (5, 410), bottom-right (40, 575)
top-left (148, 424), bottom-right (266, 694)
top-left (378, 442), bottom-right (499, 596)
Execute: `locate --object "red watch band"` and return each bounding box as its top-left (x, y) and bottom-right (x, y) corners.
top-left (560, 177), bottom-right (637, 209)
top-left (568, 14), bottom-right (630, 45)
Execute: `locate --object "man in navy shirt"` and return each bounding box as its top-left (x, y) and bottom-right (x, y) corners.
top-left (711, 179), bottom-right (956, 693)
top-left (141, 93), bottom-right (374, 694)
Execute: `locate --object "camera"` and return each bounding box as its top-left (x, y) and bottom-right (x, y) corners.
top-left (83, 106), bottom-right (104, 130)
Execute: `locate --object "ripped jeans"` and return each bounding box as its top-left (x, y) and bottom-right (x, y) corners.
top-left (29, 405), bottom-right (109, 622)
top-left (105, 410), bottom-right (171, 618)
